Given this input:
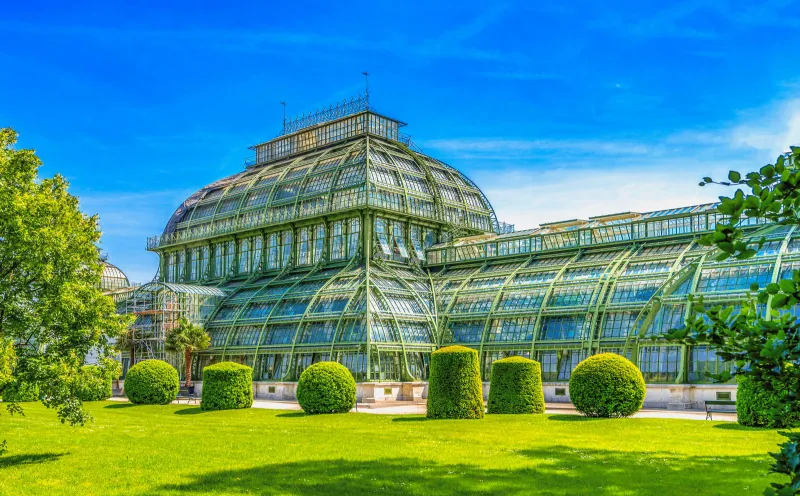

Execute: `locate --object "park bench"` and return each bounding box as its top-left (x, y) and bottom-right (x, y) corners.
top-left (177, 386), bottom-right (198, 404)
top-left (705, 400), bottom-right (736, 420)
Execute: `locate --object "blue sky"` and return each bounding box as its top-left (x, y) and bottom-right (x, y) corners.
top-left (2, 1), bottom-right (800, 283)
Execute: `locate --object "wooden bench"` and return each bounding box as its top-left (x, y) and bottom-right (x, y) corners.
top-left (177, 386), bottom-right (198, 404)
top-left (705, 400), bottom-right (736, 420)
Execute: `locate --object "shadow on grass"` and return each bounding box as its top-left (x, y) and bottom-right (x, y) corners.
top-left (547, 414), bottom-right (597, 422)
top-left (713, 422), bottom-right (773, 431)
top-left (104, 403), bottom-right (136, 409)
top-left (275, 411), bottom-right (306, 418)
top-left (150, 447), bottom-right (773, 495)
top-left (391, 416), bottom-right (428, 422)
top-left (174, 407), bottom-right (205, 415)
top-left (0, 452), bottom-right (65, 468)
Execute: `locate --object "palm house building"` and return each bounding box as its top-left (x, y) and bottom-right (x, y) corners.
top-left (127, 96), bottom-right (797, 407)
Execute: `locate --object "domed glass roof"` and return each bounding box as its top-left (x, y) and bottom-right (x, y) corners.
top-left (157, 135), bottom-right (496, 247)
top-left (101, 261), bottom-right (130, 291)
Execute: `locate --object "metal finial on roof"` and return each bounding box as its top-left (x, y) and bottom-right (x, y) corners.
top-left (280, 101), bottom-right (287, 134)
top-left (362, 71), bottom-right (370, 109)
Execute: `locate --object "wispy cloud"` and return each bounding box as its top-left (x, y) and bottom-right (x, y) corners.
top-left (419, 137), bottom-right (652, 159)
top-left (0, 8), bottom-right (522, 63)
top-left (427, 96), bottom-right (800, 230)
top-left (481, 71), bottom-right (563, 82)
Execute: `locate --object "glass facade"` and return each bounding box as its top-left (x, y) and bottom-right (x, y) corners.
top-left (122, 109), bottom-right (797, 385)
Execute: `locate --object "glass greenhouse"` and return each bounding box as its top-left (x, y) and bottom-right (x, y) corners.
top-left (124, 97), bottom-right (797, 387)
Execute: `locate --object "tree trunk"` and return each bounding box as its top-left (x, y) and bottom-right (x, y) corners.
top-left (185, 348), bottom-right (193, 387)
top-left (129, 329), bottom-right (135, 369)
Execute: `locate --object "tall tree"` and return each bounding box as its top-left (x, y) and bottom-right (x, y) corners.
top-left (666, 147), bottom-right (800, 495)
top-left (0, 128), bottom-right (130, 454)
top-left (165, 318), bottom-right (210, 387)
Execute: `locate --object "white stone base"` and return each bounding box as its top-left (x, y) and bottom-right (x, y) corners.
top-left (123, 380), bottom-right (737, 409)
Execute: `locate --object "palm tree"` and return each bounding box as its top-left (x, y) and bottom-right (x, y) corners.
top-left (165, 318), bottom-right (210, 387)
top-left (116, 328), bottom-right (136, 371)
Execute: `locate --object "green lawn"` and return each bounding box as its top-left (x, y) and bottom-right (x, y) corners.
top-left (0, 401), bottom-right (784, 495)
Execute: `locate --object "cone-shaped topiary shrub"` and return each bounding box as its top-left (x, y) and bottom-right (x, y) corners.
top-left (2, 380), bottom-right (39, 402)
top-left (569, 353), bottom-right (645, 418)
top-left (487, 356), bottom-right (545, 414)
top-left (427, 345), bottom-right (484, 419)
top-left (737, 376), bottom-right (800, 428)
top-left (125, 359), bottom-right (179, 405)
top-left (296, 361), bottom-right (356, 414)
top-left (74, 365), bottom-right (113, 401)
top-left (201, 362), bottom-right (254, 411)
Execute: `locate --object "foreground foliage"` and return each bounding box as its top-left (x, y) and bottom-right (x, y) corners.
top-left (569, 353), bottom-right (645, 418)
top-left (427, 345), bottom-right (484, 419)
top-left (0, 402), bottom-right (786, 496)
top-left (738, 376), bottom-right (800, 428)
top-left (671, 147), bottom-right (800, 494)
top-left (200, 362), bottom-right (253, 411)
top-left (124, 360), bottom-right (179, 405)
top-left (1, 381), bottom-right (39, 402)
top-left (0, 128), bottom-right (131, 454)
top-left (486, 357), bottom-right (545, 414)
top-left (296, 361), bottom-right (356, 414)
top-left (72, 365), bottom-right (113, 402)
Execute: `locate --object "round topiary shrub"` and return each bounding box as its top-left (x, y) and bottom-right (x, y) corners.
top-left (569, 353), bottom-right (645, 418)
top-left (487, 356), bottom-right (545, 414)
top-left (74, 365), bottom-right (113, 401)
top-left (737, 376), bottom-right (800, 428)
top-left (124, 359), bottom-right (179, 405)
top-left (2, 380), bottom-right (40, 402)
top-left (200, 362), bottom-right (254, 411)
top-left (427, 345), bottom-right (484, 419)
top-left (296, 361), bottom-right (356, 414)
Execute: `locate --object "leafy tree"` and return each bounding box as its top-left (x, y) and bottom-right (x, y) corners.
top-left (666, 147), bottom-right (800, 495)
top-left (0, 128), bottom-right (131, 454)
top-left (165, 318), bottom-right (210, 387)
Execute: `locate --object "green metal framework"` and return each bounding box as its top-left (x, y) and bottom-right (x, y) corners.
top-left (431, 221), bottom-right (798, 383)
top-left (118, 103), bottom-right (796, 385)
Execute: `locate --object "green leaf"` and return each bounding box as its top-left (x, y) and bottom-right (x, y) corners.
top-left (778, 279), bottom-right (796, 293)
top-left (728, 171), bottom-right (741, 182)
top-left (771, 293), bottom-right (789, 309)
top-left (766, 283), bottom-right (781, 295)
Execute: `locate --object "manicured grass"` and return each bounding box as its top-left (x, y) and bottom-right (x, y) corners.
top-left (0, 401), bottom-right (784, 495)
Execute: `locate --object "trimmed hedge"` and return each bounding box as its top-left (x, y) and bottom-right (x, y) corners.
top-left (569, 353), bottom-right (645, 418)
top-left (427, 345), bottom-right (484, 419)
top-left (2, 380), bottom-right (40, 402)
top-left (201, 362), bottom-right (254, 411)
top-left (737, 376), bottom-right (800, 428)
top-left (487, 357), bottom-right (545, 414)
top-left (125, 359), bottom-right (179, 405)
top-left (74, 365), bottom-right (113, 402)
top-left (296, 361), bottom-right (356, 414)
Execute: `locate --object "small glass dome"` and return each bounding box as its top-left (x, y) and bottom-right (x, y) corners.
top-left (101, 261), bottom-right (130, 291)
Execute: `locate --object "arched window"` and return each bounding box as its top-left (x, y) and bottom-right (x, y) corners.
top-left (298, 227), bottom-right (310, 265)
top-left (331, 221), bottom-right (345, 260)
top-left (267, 233), bottom-right (278, 269)
top-left (313, 224), bottom-right (326, 263)
top-left (348, 218), bottom-right (361, 257)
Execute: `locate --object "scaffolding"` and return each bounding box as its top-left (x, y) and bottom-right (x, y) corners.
top-left (121, 282), bottom-right (226, 368)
